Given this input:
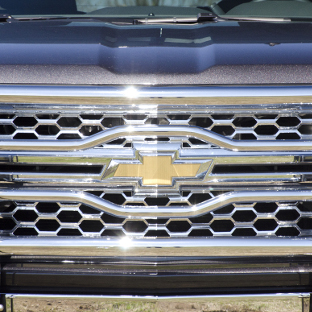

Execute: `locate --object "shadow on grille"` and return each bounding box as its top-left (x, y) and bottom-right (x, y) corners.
top-left (0, 164), bottom-right (102, 174)
top-left (213, 164), bottom-right (312, 174)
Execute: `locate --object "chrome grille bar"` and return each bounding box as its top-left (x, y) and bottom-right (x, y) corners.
top-left (2, 125), bottom-right (312, 151)
top-left (0, 189), bottom-right (311, 217)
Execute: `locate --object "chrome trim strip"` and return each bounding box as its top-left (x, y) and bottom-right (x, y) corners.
top-left (10, 172), bottom-right (301, 185)
top-left (0, 189), bottom-right (311, 217)
top-left (1, 125), bottom-right (312, 152)
top-left (5, 293), bottom-right (310, 301)
top-left (5, 153), bottom-right (301, 185)
top-left (1, 237), bottom-right (312, 257)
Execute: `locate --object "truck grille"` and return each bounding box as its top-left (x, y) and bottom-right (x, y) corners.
top-left (1, 85), bottom-right (312, 247)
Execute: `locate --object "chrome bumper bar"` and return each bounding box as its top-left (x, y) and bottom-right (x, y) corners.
top-left (3, 293), bottom-right (311, 312)
top-left (1, 84), bottom-right (312, 104)
top-left (1, 237), bottom-right (312, 257)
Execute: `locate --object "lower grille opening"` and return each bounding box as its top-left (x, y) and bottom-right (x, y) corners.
top-left (0, 197), bottom-right (309, 238)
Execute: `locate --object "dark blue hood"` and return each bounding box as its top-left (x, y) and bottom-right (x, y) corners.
top-left (0, 19), bottom-right (312, 74)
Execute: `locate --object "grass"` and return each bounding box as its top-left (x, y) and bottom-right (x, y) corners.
top-left (9, 298), bottom-right (303, 312)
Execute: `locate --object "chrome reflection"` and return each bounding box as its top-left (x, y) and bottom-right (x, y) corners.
top-left (2, 237), bottom-right (312, 257)
top-left (1, 84), bottom-right (312, 103)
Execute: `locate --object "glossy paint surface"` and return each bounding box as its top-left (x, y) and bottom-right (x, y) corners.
top-left (0, 19), bottom-right (312, 73)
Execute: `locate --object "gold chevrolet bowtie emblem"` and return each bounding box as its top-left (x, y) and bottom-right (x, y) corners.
top-left (114, 156), bottom-right (202, 186)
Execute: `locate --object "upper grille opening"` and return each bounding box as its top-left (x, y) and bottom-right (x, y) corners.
top-left (0, 109), bottom-right (308, 141)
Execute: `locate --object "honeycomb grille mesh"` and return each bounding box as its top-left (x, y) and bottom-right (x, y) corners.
top-left (0, 196), bottom-right (311, 238)
top-left (0, 112), bottom-right (310, 141)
